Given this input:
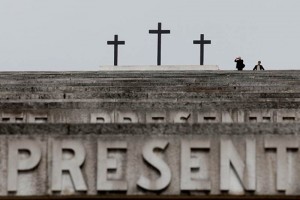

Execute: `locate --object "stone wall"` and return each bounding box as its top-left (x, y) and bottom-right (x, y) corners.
top-left (0, 123), bottom-right (300, 197)
top-left (1, 71), bottom-right (300, 124)
top-left (0, 108), bottom-right (300, 123)
top-left (1, 70), bottom-right (300, 198)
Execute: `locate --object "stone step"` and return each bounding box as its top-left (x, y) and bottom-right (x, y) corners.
top-left (1, 78), bottom-right (299, 88)
top-left (1, 91), bottom-right (300, 100)
top-left (0, 79), bottom-right (298, 88)
top-left (1, 72), bottom-right (300, 83)
top-left (0, 97), bottom-right (299, 109)
top-left (1, 85), bottom-right (299, 94)
top-left (0, 123), bottom-right (299, 134)
top-left (0, 71), bottom-right (299, 101)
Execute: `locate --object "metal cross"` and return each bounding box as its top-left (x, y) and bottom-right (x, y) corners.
top-left (149, 22), bottom-right (170, 66)
top-left (193, 34), bottom-right (211, 65)
top-left (107, 35), bottom-right (125, 66)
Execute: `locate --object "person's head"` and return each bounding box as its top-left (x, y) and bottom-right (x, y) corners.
top-left (258, 61), bottom-right (261, 64)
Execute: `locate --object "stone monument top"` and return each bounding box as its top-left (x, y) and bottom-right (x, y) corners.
top-left (99, 65), bottom-right (219, 71)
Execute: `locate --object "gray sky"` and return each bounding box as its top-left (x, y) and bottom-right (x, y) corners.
top-left (0, 0), bottom-right (299, 71)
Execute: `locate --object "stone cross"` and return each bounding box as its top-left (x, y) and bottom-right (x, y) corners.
top-left (107, 35), bottom-right (125, 66)
top-left (149, 22), bottom-right (170, 66)
top-left (193, 34), bottom-right (211, 65)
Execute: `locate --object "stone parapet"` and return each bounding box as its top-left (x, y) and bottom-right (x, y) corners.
top-left (99, 65), bottom-right (219, 71)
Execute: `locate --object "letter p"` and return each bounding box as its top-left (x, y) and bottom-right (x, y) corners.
top-left (7, 140), bottom-right (42, 192)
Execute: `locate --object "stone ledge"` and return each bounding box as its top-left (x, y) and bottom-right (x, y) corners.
top-left (99, 65), bottom-right (219, 71)
top-left (0, 123), bottom-right (300, 135)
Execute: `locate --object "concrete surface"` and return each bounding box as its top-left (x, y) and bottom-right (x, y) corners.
top-left (0, 71), bottom-right (300, 123)
top-left (0, 123), bottom-right (299, 196)
top-left (0, 70), bottom-right (300, 198)
top-left (99, 65), bottom-right (219, 71)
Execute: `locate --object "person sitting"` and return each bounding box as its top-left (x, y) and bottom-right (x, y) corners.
top-left (235, 57), bottom-right (245, 71)
top-left (253, 61), bottom-right (265, 71)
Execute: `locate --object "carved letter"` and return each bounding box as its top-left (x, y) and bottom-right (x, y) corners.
top-left (137, 140), bottom-right (171, 191)
top-left (51, 140), bottom-right (87, 192)
top-left (181, 139), bottom-right (211, 191)
top-left (7, 140), bottom-right (42, 192)
top-left (264, 138), bottom-right (298, 191)
top-left (117, 112), bottom-right (138, 123)
top-left (91, 113), bottom-right (112, 123)
top-left (220, 139), bottom-right (256, 191)
top-left (173, 112), bottom-right (191, 123)
top-left (97, 141), bottom-right (127, 191)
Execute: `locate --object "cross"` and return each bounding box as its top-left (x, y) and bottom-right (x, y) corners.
top-left (107, 35), bottom-right (125, 66)
top-left (149, 22), bottom-right (170, 66)
top-left (193, 34), bottom-right (211, 65)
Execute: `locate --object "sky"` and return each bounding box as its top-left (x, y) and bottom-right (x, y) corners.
top-left (0, 0), bottom-right (299, 71)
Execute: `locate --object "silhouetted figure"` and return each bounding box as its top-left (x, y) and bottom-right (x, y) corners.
top-left (253, 61), bottom-right (265, 71)
top-left (235, 57), bottom-right (245, 71)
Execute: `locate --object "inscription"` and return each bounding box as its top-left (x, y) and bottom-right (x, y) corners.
top-left (137, 140), bottom-right (171, 191)
top-left (7, 140), bottom-right (42, 192)
top-left (264, 138), bottom-right (298, 191)
top-left (4, 136), bottom-right (300, 195)
top-left (181, 140), bottom-right (210, 190)
top-left (1, 109), bottom-right (300, 123)
top-left (97, 141), bottom-right (127, 191)
top-left (220, 139), bottom-right (256, 191)
top-left (51, 140), bottom-right (87, 192)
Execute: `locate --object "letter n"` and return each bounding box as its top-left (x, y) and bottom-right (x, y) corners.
top-left (220, 139), bottom-right (256, 191)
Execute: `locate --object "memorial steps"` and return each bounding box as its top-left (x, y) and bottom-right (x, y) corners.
top-left (2, 92), bottom-right (300, 101)
top-left (0, 70), bottom-right (300, 123)
top-left (0, 83), bottom-right (298, 93)
top-left (0, 72), bottom-right (299, 97)
top-left (0, 75), bottom-right (298, 87)
top-left (0, 80), bottom-right (299, 90)
top-left (0, 73), bottom-right (299, 94)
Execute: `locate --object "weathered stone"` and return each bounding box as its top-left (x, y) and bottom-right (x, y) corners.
top-left (0, 70), bottom-right (300, 198)
top-left (0, 124), bottom-right (299, 196)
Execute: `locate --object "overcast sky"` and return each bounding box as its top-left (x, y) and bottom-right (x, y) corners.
top-left (0, 0), bottom-right (299, 71)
